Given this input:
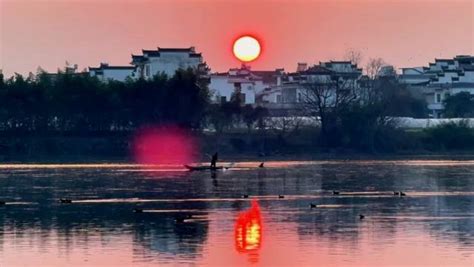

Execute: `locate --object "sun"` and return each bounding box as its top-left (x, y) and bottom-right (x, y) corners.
top-left (233, 35), bottom-right (261, 63)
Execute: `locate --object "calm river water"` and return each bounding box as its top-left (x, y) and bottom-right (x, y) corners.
top-left (0, 160), bottom-right (473, 266)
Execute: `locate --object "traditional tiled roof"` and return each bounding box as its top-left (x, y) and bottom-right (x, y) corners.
top-left (89, 63), bottom-right (135, 71)
top-left (402, 80), bottom-right (430, 86)
top-left (401, 68), bottom-right (425, 74)
top-left (131, 54), bottom-right (146, 62)
top-left (327, 61), bottom-right (353, 64)
top-left (461, 65), bottom-right (474, 71)
top-left (158, 47), bottom-right (195, 53)
top-left (428, 82), bottom-right (474, 88)
top-left (138, 47), bottom-right (202, 58)
top-left (451, 82), bottom-right (474, 88)
top-left (399, 74), bottom-right (434, 79)
top-left (211, 69), bottom-right (283, 84)
top-left (442, 69), bottom-right (463, 73)
top-left (455, 56), bottom-right (474, 64)
top-left (435, 58), bottom-right (455, 63)
top-left (210, 72), bottom-right (229, 76)
top-left (302, 65), bottom-right (332, 74)
top-left (142, 50), bottom-right (161, 57)
top-left (252, 70), bottom-right (281, 84)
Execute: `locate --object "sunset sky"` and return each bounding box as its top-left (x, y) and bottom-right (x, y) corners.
top-left (1, 0), bottom-right (473, 76)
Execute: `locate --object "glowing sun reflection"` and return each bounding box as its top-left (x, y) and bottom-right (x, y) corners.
top-left (234, 199), bottom-right (263, 263)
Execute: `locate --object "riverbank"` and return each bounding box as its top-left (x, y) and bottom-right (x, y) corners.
top-left (1, 129), bottom-right (474, 163)
top-left (2, 123), bottom-right (472, 164)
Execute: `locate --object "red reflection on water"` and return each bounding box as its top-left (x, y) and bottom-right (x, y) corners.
top-left (234, 200), bottom-right (263, 263)
top-left (132, 125), bottom-right (197, 166)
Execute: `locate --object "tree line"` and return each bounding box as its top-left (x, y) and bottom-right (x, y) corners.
top-left (2, 63), bottom-right (470, 155)
top-left (301, 59), bottom-right (427, 152)
top-left (0, 68), bottom-right (210, 134)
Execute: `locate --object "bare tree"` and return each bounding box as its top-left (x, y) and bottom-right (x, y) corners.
top-left (300, 74), bottom-right (360, 146)
top-left (299, 58), bottom-right (405, 150)
top-left (266, 116), bottom-right (304, 139)
top-left (365, 57), bottom-right (386, 79)
top-left (344, 49), bottom-right (363, 65)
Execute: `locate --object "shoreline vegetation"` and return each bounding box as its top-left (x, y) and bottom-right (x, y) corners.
top-left (2, 132), bottom-right (474, 163)
top-left (1, 68), bottom-right (474, 164)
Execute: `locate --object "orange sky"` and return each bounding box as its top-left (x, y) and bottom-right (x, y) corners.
top-left (0, 0), bottom-right (473, 76)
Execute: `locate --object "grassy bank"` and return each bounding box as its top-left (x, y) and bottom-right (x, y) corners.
top-left (1, 123), bottom-right (474, 163)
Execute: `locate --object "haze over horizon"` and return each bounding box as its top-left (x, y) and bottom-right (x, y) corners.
top-left (1, 0), bottom-right (473, 77)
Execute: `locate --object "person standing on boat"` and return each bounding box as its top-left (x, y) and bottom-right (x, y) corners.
top-left (210, 152), bottom-right (218, 168)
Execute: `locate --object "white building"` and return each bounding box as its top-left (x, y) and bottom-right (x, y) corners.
top-left (259, 61), bottom-right (363, 115)
top-left (209, 65), bottom-right (284, 105)
top-left (89, 63), bottom-right (136, 82)
top-left (400, 55), bottom-right (474, 118)
top-left (131, 47), bottom-right (203, 79)
top-left (88, 46), bottom-right (205, 82)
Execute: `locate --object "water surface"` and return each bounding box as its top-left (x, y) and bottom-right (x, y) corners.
top-left (0, 161), bottom-right (473, 266)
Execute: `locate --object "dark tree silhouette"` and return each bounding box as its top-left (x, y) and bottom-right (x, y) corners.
top-left (0, 68), bottom-right (210, 135)
top-left (443, 92), bottom-right (474, 118)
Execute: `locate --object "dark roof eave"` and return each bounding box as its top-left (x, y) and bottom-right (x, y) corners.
top-left (90, 66), bottom-right (136, 70)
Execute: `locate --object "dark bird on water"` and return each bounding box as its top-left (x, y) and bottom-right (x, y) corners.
top-left (278, 195), bottom-right (284, 199)
top-left (242, 194), bottom-right (249, 198)
top-left (133, 208), bottom-right (144, 213)
top-left (359, 214), bottom-right (365, 220)
top-left (0, 201), bottom-right (5, 205)
top-left (394, 191), bottom-right (406, 196)
top-left (259, 162), bottom-right (264, 168)
top-left (310, 203), bottom-right (317, 208)
top-left (399, 191), bottom-right (406, 196)
top-left (59, 198), bottom-right (72, 204)
top-left (332, 190), bottom-right (340, 195)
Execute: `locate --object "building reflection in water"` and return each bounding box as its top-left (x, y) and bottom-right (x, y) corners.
top-left (234, 199), bottom-right (263, 263)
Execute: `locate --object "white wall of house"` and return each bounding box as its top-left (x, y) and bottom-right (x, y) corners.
top-left (262, 89), bottom-right (282, 103)
top-left (131, 48), bottom-right (204, 79)
top-left (89, 68), bottom-right (135, 82)
top-left (451, 86), bottom-right (474, 95)
top-left (399, 55), bottom-right (474, 118)
top-left (145, 53), bottom-right (202, 78)
top-left (262, 84), bottom-right (318, 105)
top-left (321, 62), bottom-right (356, 73)
top-left (103, 69), bottom-right (134, 81)
top-left (399, 68), bottom-right (433, 84)
top-left (209, 69), bottom-right (272, 105)
top-left (433, 72), bottom-right (459, 84)
top-left (402, 68), bottom-right (424, 75)
top-left (400, 76), bottom-right (432, 85)
top-left (306, 74), bottom-right (332, 83)
top-left (252, 80), bottom-right (267, 95)
top-left (460, 71), bottom-right (474, 82)
top-left (209, 75), bottom-right (234, 103)
top-left (240, 82), bottom-right (257, 104)
top-left (209, 76), bottom-right (258, 104)
top-left (260, 61), bottom-right (362, 108)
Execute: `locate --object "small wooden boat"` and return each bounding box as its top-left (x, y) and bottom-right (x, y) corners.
top-left (184, 165), bottom-right (225, 171)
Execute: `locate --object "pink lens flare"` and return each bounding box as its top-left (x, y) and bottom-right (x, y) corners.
top-left (132, 125), bottom-right (198, 166)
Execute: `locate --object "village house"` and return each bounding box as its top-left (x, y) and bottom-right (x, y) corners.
top-left (131, 47), bottom-right (204, 79)
top-left (208, 65), bottom-right (284, 105)
top-left (399, 55), bottom-right (474, 118)
top-left (259, 61), bottom-right (363, 115)
top-left (88, 63), bottom-right (136, 82)
top-left (89, 47), bottom-right (205, 82)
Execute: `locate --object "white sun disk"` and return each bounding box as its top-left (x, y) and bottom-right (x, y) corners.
top-left (233, 36), bottom-right (261, 62)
